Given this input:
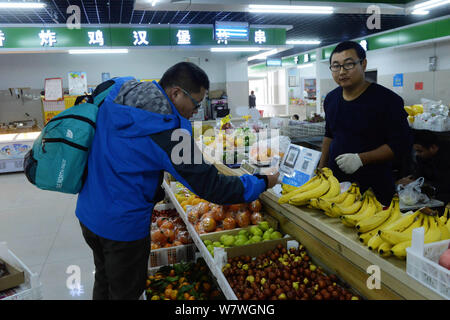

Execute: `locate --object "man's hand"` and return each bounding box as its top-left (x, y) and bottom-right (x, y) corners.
top-left (335, 153), bottom-right (363, 174)
top-left (266, 172), bottom-right (280, 189)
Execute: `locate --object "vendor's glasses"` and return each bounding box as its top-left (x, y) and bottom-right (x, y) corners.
top-left (180, 88), bottom-right (202, 110)
top-left (329, 59), bottom-right (363, 72)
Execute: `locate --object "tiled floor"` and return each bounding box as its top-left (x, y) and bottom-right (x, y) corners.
top-left (0, 172), bottom-right (95, 300)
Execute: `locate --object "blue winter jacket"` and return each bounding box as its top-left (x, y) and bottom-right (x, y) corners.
top-left (76, 77), bottom-right (267, 241)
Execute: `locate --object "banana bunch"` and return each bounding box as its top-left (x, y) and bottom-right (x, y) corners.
top-left (278, 168), bottom-right (339, 206)
top-left (388, 207), bottom-right (450, 259)
top-left (340, 189), bottom-right (381, 228)
top-left (309, 183), bottom-right (360, 218)
top-left (287, 168), bottom-right (341, 207)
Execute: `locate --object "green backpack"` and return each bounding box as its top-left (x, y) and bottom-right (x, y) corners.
top-left (24, 80), bottom-right (115, 194)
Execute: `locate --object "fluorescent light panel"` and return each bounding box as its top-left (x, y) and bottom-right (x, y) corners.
top-left (247, 49), bottom-right (278, 61)
top-left (248, 4), bottom-right (333, 14)
top-left (0, 2), bottom-right (46, 9)
top-left (286, 40), bottom-right (321, 45)
top-left (413, 0), bottom-right (449, 10)
top-left (297, 63), bottom-right (314, 69)
top-left (69, 49), bottom-right (129, 54)
top-left (211, 47), bottom-right (262, 52)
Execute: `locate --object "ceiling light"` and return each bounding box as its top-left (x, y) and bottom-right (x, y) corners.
top-left (286, 40), bottom-right (321, 45)
top-left (69, 49), bottom-right (129, 54)
top-left (0, 2), bottom-right (46, 9)
top-left (247, 49), bottom-right (278, 61)
top-left (413, 0), bottom-right (449, 10)
top-left (411, 10), bottom-right (430, 14)
top-left (297, 63), bottom-right (314, 69)
top-left (151, 0), bottom-right (157, 6)
top-left (248, 5), bottom-right (333, 14)
top-left (210, 47), bottom-right (262, 52)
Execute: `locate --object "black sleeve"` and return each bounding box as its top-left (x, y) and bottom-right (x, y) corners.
top-left (324, 94), bottom-right (333, 139)
top-left (149, 129), bottom-right (266, 205)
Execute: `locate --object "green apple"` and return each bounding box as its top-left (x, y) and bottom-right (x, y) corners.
top-left (250, 226), bottom-right (263, 237)
top-left (220, 235), bottom-right (228, 243)
top-left (270, 231), bottom-right (282, 240)
top-left (223, 235), bottom-right (235, 247)
top-left (267, 228), bottom-right (274, 234)
top-left (258, 221), bottom-right (270, 231)
top-left (237, 235), bottom-right (248, 242)
top-left (251, 235), bottom-right (262, 243)
top-left (207, 244), bottom-right (214, 252)
top-left (204, 240), bottom-right (212, 246)
top-left (234, 239), bottom-right (246, 246)
top-left (263, 232), bottom-right (272, 241)
top-left (238, 230), bottom-right (249, 237)
top-left (213, 241), bottom-right (222, 247)
top-left (245, 239), bottom-right (255, 245)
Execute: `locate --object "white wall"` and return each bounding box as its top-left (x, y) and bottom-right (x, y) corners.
top-left (0, 49), bottom-right (227, 90)
top-left (225, 57), bottom-right (250, 116)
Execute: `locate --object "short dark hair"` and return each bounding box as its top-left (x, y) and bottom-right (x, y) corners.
top-left (413, 129), bottom-right (440, 148)
top-left (329, 41), bottom-right (366, 64)
top-left (159, 62), bottom-right (210, 93)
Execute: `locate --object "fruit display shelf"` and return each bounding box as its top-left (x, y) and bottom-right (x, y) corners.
top-left (206, 165), bottom-right (444, 300)
top-left (162, 180), bottom-right (238, 300)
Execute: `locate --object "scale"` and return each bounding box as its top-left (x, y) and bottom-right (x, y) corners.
top-left (240, 156), bottom-right (280, 175)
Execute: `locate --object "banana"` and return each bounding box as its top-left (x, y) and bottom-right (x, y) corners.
top-left (378, 242), bottom-right (393, 257)
top-left (308, 198), bottom-right (321, 210)
top-left (380, 204), bottom-right (419, 233)
top-left (341, 193), bottom-right (377, 227)
top-left (379, 214), bottom-right (424, 245)
top-left (325, 183), bottom-right (355, 204)
top-left (281, 183), bottom-right (298, 194)
top-left (320, 173), bottom-right (341, 200)
top-left (390, 240), bottom-right (412, 259)
top-left (340, 195), bottom-right (369, 226)
top-left (391, 215), bottom-right (442, 260)
top-left (288, 177), bottom-right (330, 206)
top-left (436, 214), bottom-right (450, 240)
top-left (278, 173), bottom-right (322, 204)
top-left (368, 233), bottom-right (384, 251)
top-left (359, 230), bottom-right (377, 246)
top-left (356, 206), bottom-right (391, 233)
top-left (336, 188), bottom-right (358, 208)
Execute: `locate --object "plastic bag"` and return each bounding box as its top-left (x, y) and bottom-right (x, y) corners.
top-left (397, 177), bottom-right (430, 206)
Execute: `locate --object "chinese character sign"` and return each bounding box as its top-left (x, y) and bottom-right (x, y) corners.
top-left (88, 30), bottom-right (104, 46)
top-left (39, 30), bottom-right (57, 47)
top-left (0, 31), bottom-right (5, 47)
top-left (255, 30), bottom-right (266, 44)
top-left (294, 56), bottom-right (299, 64)
top-left (216, 29), bottom-right (229, 44)
top-left (133, 31), bottom-right (149, 46)
top-left (176, 30), bottom-right (191, 45)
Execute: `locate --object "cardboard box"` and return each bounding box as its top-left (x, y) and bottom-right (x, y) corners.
top-left (0, 259), bottom-right (25, 292)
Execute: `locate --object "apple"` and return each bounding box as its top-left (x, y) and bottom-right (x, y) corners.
top-left (270, 231), bottom-right (283, 240)
top-left (250, 226), bottom-right (263, 237)
top-left (259, 221), bottom-right (270, 232)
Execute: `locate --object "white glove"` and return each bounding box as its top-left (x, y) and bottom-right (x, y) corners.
top-left (335, 153), bottom-right (363, 174)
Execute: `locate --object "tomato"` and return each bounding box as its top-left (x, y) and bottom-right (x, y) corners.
top-left (162, 228), bottom-right (175, 243)
top-left (161, 220), bottom-right (174, 230)
top-left (250, 212), bottom-right (264, 225)
top-left (151, 229), bottom-right (167, 246)
top-left (211, 206), bottom-right (225, 221)
top-left (187, 209), bottom-right (200, 224)
top-left (236, 210), bottom-right (251, 228)
top-left (156, 217), bottom-right (168, 228)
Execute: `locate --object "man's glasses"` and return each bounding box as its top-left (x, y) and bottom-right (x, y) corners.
top-left (180, 88), bottom-right (202, 110)
top-left (329, 59), bottom-right (363, 72)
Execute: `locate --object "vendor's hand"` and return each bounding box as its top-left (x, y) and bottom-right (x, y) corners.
top-left (335, 153), bottom-right (363, 174)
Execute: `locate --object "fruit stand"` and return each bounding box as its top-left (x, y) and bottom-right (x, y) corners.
top-left (206, 162), bottom-right (446, 300)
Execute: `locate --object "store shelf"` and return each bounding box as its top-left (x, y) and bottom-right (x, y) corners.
top-left (209, 164), bottom-right (445, 300)
top-left (162, 180), bottom-right (238, 300)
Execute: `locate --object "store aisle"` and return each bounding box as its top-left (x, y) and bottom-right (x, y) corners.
top-left (0, 172), bottom-right (95, 300)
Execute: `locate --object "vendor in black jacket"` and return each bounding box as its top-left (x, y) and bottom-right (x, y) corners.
top-left (397, 129), bottom-right (450, 204)
top-left (318, 41), bottom-right (412, 205)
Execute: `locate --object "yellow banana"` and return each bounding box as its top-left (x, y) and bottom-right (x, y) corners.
top-left (391, 215), bottom-right (442, 260)
top-left (368, 233), bottom-right (384, 251)
top-left (356, 206), bottom-right (391, 233)
top-left (326, 183), bottom-right (355, 204)
top-left (332, 198), bottom-right (362, 216)
top-left (288, 177), bottom-right (330, 206)
top-left (278, 173), bottom-right (322, 204)
top-left (337, 188), bottom-right (358, 208)
top-left (361, 197), bottom-right (399, 239)
top-left (436, 214), bottom-right (450, 240)
top-left (308, 198), bottom-right (321, 210)
top-left (340, 195), bottom-right (369, 227)
top-left (359, 229), bottom-right (379, 246)
top-left (379, 214), bottom-right (424, 245)
top-left (378, 242), bottom-right (393, 257)
top-left (320, 174), bottom-right (341, 200)
top-left (380, 204), bottom-right (419, 233)
top-left (281, 183), bottom-right (298, 194)
top-left (341, 194), bottom-right (377, 227)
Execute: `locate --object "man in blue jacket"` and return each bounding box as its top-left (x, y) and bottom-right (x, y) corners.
top-left (76, 62), bottom-right (279, 300)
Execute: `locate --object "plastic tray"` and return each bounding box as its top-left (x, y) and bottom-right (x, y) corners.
top-left (149, 244), bottom-right (197, 268)
top-left (0, 242), bottom-right (43, 300)
top-left (406, 230), bottom-right (450, 299)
